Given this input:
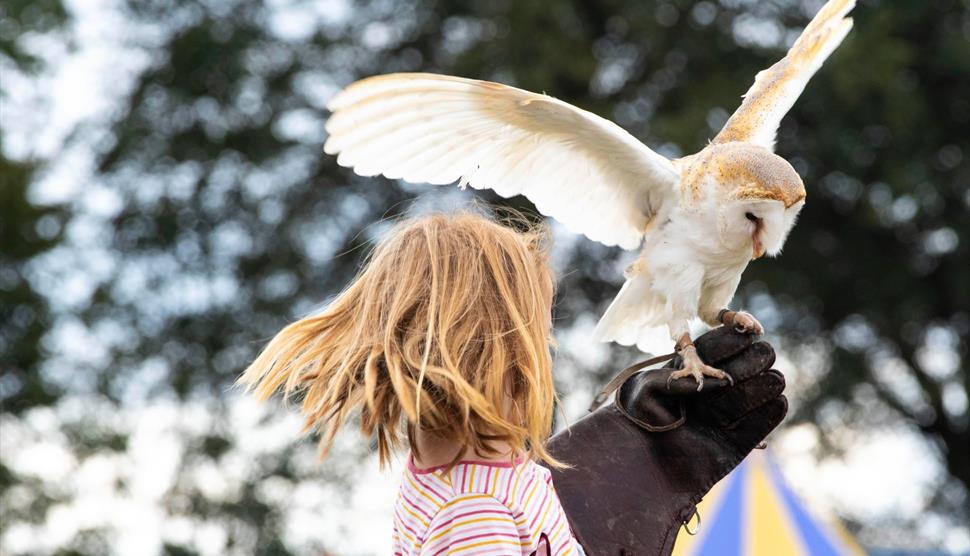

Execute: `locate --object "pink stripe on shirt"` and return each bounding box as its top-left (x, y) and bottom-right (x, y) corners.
top-left (392, 455), bottom-right (582, 555)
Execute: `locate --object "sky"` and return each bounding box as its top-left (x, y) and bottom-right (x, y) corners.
top-left (2, 0), bottom-right (969, 554)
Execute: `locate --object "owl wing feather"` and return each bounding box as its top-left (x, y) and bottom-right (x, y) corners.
top-left (325, 73), bottom-right (679, 250)
top-left (714, 0), bottom-right (855, 149)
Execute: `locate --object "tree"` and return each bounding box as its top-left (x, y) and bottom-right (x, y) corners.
top-left (2, 0), bottom-right (967, 553)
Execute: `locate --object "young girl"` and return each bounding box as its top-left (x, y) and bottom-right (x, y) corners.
top-left (239, 212), bottom-right (584, 555)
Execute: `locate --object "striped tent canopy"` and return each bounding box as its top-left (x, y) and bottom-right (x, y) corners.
top-left (672, 451), bottom-right (866, 556)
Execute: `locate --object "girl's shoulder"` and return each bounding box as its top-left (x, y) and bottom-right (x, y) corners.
top-left (406, 455), bottom-right (532, 498)
top-left (396, 459), bottom-right (579, 555)
top-left (396, 459), bottom-right (522, 546)
top-left (400, 456), bottom-right (555, 528)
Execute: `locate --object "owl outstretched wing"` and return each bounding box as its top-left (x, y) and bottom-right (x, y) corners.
top-left (325, 73), bottom-right (679, 250)
top-left (714, 0), bottom-right (855, 149)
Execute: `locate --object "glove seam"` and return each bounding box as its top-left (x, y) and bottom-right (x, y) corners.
top-left (615, 399), bottom-right (686, 432)
top-left (615, 373), bottom-right (687, 432)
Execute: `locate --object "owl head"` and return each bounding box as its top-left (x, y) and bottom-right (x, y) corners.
top-left (710, 143), bottom-right (806, 259)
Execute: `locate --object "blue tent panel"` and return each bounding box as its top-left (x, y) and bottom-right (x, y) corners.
top-left (767, 459), bottom-right (846, 556)
top-left (697, 458), bottom-right (749, 556)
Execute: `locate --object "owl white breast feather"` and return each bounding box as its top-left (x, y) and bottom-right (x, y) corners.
top-left (323, 0), bottom-right (855, 388)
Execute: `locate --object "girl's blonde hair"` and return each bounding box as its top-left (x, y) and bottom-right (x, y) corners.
top-left (239, 212), bottom-right (559, 468)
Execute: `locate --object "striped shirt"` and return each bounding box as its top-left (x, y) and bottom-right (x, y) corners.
top-left (392, 454), bottom-right (584, 555)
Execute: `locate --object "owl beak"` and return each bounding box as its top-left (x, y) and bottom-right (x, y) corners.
top-left (752, 236), bottom-right (766, 259)
top-left (746, 212), bottom-right (765, 259)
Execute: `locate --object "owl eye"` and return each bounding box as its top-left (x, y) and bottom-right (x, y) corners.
top-left (745, 212), bottom-right (759, 222)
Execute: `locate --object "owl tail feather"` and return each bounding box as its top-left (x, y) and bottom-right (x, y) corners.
top-left (592, 276), bottom-right (668, 349)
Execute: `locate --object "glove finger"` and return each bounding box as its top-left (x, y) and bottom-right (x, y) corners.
top-left (699, 370), bottom-right (786, 427)
top-left (653, 340), bottom-right (774, 397)
top-left (695, 326), bottom-right (758, 365)
top-left (718, 395), bottom-right (788, 455)
top-left (718, 341), bottom-right (776, 383)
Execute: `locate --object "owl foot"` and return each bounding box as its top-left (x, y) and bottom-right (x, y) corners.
top-left (733, 312), bottom-right (764, 335)
top-left (666, 344), bottom-right (734, 392)
top-left (718, 309), bottom-right (764, 336)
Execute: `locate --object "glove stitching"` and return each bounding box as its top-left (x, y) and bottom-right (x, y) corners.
top-left (615, 395), bottom-right (686, 432)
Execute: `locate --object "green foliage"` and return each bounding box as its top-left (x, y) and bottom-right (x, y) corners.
top-left (0, 154), bottom-right (64, 412)
top-left (0, 0), bottom-right (68, 72)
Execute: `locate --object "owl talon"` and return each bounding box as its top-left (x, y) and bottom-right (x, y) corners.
top-left (666, 345), bottom-right (734, 391)
top-left (733, 312), bottom-right (764, 335)
top-left (719, 310), bottom-right (764, 336)
top-left (667, 369), bottom-right (705, 391)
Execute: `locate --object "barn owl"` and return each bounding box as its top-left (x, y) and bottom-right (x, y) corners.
top-left (323, 0), bottom-right (854, 388)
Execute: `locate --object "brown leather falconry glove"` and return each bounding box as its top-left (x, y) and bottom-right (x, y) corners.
top-left (542, 327), bottom-right (787, 556)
